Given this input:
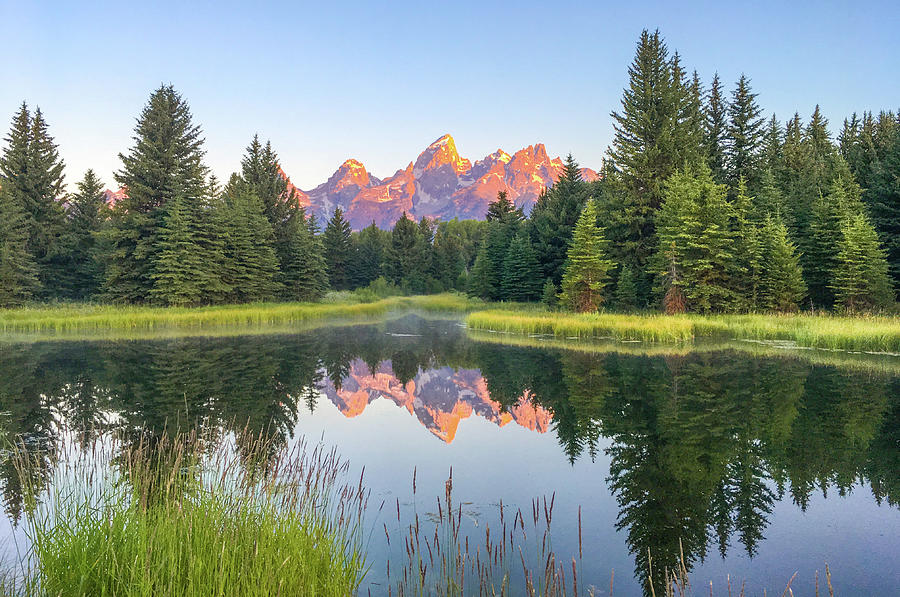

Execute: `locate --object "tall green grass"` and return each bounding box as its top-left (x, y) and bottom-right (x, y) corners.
top-left (466, 309), bottom-right (900, 353)
top-left (0, 293), bottom-right (481, 338)
top-left (9, 432), bottom-right (368, 597)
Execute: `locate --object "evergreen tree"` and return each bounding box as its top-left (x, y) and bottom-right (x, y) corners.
top-left (831, 213), bottom-right (894, 312)
top-left (61, 169), bottom-right (107, 299)
top-left (239, 135), bottom-right (302, 286)
top-left (759, 214), bottom-right (807, 312)
top-left (528, 155), bottom-right (588, 285)
top-left (614, 266), bottom-right (639, 311)
top-left (432, 221), bottom-right (467, 290)
top-left (0, 183), bottom-right (40, 306)
top-left (350, 222), bottom-right (386, 289)
top-left (104, 85), bottom-right (210, 303)
top-left (559, 200), bottom-right (614, 312)
top-left (541, 279), bottom-right (558, 310)
top-left (278, 208), bottom-right (329, 302)
top-left (148, 194), bottom-right (206, 305)
top-left (218, 176), bottom-right (281, 303)
top-left (383, 212), bottom-right (428, 292)
top-left (752, 169), bottom-right (788, 224)
top-left (485, 190), bottom-right (522, 222)
top-left (726, 75), bottom-right (765, 192)
top-left (805, 177), bottom-right (865, 308)
top-left (655, 164), bottom-right (738, 313)
top-left (0, 103), bottom-right (67, 297)
top-left (467, 242), bottom-right (496, 300)
top-left (501, 229), bottom-right (542, 302)
top-left (761, 114), bottom-right (783, 175)
top-left (416, 217), bottom-right (437, 290)
top-left (704, 73), bottom-right (728, 183)
top-left (865, 121), bottom-right (900, 295)
top-left (732, 179), bottom-right (761, 309)
top-left (323, 207), bottom-right (352, 290)
top-left (604, 30), bottom-right (692, 301)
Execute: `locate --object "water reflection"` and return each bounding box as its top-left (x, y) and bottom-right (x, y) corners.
top-left (0, 315), bottom-right (897, 594)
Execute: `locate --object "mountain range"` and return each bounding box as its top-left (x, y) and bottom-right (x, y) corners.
top-left (289, 134), bottom-right (598, 229)
top-left (104, 134), bottom-right (597, 230)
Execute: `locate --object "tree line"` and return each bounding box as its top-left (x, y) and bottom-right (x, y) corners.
top-left (464, 30), bottom-right (898, 313)
top-left (1, 29), bottom-right (898, 313)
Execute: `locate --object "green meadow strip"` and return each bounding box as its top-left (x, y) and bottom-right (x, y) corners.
top-left (465, 309), bottom-right (900, 353)
top-left (0, 294), bottom-right (482, 338)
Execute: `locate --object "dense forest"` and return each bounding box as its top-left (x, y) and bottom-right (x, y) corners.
top-left (0, 29), bottom-right (897, 313)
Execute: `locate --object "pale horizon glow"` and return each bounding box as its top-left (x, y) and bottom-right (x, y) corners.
top-left (2, 0), bottom-right (898, 193)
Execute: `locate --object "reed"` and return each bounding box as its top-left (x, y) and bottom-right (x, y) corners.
top-left (0, 293), bottom-right (481, 337)
top-left (466, 309), bottom-right (900, 353)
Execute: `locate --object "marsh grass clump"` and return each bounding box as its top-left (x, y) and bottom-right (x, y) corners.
top-left (0, 293), bottom-right (482, 338)
top-left (466, 309), bottom-right (900, 353)
top-left (10, 430), bottom-right (369, 597)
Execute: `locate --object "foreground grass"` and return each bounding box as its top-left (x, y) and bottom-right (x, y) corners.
top-left (467, 309), bottom-right (900, 353)
top-left (0, 293), bottom-right (481, 338)
top-left (9, 434), bottom-right (368, 597)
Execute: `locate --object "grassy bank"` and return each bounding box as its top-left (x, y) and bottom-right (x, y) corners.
top-left (0, 293), bottom-right (481, 338)
top-left (8, 434), bottom-right (368, 597)
top-left (466, 309), bottom-right (900, 353)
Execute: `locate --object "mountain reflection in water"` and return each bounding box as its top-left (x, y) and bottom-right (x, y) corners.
top-left (0, 314), bottom-right (898, 595)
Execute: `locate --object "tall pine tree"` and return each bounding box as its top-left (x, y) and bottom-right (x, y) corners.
top-left (726, 75), bottom-right (764, 192)
top-left (61, 169), bottom-right (107, 299)
top-left (830, 213), bottom-right (894, 312)
top-left (103, 85), bottom-right (211, 303)
top-left (323, 207), bottom-right (353, 290)
top-left (559, 200), bottom-right (614, 312)
top-left (0, 183), bottom-right (40, 306)
top-left (501, 229), bottom-right (542, 302)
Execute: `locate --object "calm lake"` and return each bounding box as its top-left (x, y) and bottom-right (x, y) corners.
top-left (1, 314), bottom-right (898, 596)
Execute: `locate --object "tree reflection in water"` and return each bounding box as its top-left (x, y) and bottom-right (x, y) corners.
top-left (0, 315), bottom-right (897, 594)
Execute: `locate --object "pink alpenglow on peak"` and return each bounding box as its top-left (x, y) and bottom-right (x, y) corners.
top-left (285, 134), bottom-right (598, 229)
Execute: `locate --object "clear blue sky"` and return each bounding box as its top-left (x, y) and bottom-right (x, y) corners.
top-left (2, 0), bottom-right (898, 191)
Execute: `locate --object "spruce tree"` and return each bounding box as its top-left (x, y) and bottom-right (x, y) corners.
top-left (704, 73), bottom-right (728, 183)
top-left (239, 135), bottom-right (301, 284)
top-left (726, 75), bottom-right (765, 192)
top-left (559, 200), bottom-right (614, 312)
top-left (805, 177), bottom-right (865, 308)
top-left (0, 183), bottom-right (40, 306)
top-left (148, 194), bottom-right (206, 306)
top-left (62, 169), bottom-right (107, 299)
top-left (831, 213), bottom-right (894, 312)
top-left (0, 103), bottom-right (67, 297)
top-left (467, 243), bottom-right (496, 301)
top-left (501, 229), bottom-right (542, 302)
top-left (323, 207), bottom-right (352, 290)
top-left (383, 212), bottom-right (426, 292)
top-left (528, 156), bottom-right (588, 285)
top-left (218, 176), bottom-right (281, 302)
top-left (277, 209), bottom-right (329, 301)
top-left (761, 115), bottom-right (783, 175)
top-left (605, 30), bottom-right (690, 301)
top-left (541, 279), bottom-right (558, 310)
top-left (485, 190), bottom-right (522, 222)
top-left (655, 164), bottom-right (738, 313)
top-left (865, 122), bottom-right (900, 295)
top-left (614, 266), bottom-right (639, 311)
top-left (732, 179), bottom-right (761, 310)
top-left (104, 85), bottom-right (210, 303)
top-left (759, 214), bottom-right (807, 312)
top-left (350, 221), bottom-right (386, 288)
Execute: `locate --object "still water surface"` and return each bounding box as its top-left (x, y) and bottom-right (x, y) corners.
top-left (0, 315), bottom-right (898, 595)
